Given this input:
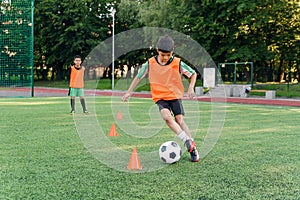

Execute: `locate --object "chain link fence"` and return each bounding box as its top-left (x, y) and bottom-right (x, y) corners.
top-left (0, 0), bottom-right (34, 97)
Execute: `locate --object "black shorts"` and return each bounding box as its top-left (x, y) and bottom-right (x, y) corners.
top-left (156, 99), bottom-right (184, 116)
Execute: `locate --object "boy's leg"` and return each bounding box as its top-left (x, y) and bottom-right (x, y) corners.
top-left (175, 116), bottom-right (199, 162)
top-left (175, 115), bottom-right (192, 138)
top-left (70, 97), bottom-right (75, 113)
top-left (160, 110), bottom-right (199, 162)
top-left (167, 100), bottom-right (193, 143)
top-left (172, 102), bottom-right (199, 162)
top-left (160, 108), bottom-right (182, 134)
top-left (69, 88), bottom-right (76, 113)
top-left (78, 89), bottom-right (88, 113)
top-left (159, 108), bottom-right (199, 162)
top-left (187, 143), bottom-right (199, 162)
top-left (157, 100), bottom-right (199, 162)
top-left (80, 97), bottom-right (88, 113)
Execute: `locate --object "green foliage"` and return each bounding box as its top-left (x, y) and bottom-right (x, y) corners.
top-left (117, 0), bottom-right (142, 30)
top-left (123, 0), bottom-right (300, 82)
top-left (34, 0), bottom-right (115, 80)
top-left (252, 83), bottom-right (300, 98)
top-left (0, 97), bottom-right (300, 199)
top-left (32, 0), bottom-right (300, 83)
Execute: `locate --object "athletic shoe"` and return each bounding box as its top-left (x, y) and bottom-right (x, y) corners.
top-left (185, 139), bottom-right (196, 153)
top-left (190, 148), bottom-right (199, 162)
top-left (70, 110), bottom-right (75, 115)
top-left (83, 110), bottom-right (89, 114)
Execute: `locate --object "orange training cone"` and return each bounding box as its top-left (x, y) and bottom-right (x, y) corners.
top-left (127, 148), bottom-right (142, 170)
top-left (116, 111), bottom-right (123, 120)
top-left (107, 123), bottom-right (119, 137)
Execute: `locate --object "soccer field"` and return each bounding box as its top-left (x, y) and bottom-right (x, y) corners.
top-left (0, 96), bottom-right (299, 199)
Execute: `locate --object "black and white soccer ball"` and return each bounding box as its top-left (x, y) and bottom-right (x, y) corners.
top-left (159, 141), bottom-right (182, 164)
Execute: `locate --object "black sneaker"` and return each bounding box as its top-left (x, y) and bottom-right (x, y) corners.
top-left (190, 148), bottom-right (199, 162)
top-left (185, 139), bottom-right (196, 152)
top-left (70, 110), bottom-right (75, 115)
top-left (83, 110), bottom-right (89, 114)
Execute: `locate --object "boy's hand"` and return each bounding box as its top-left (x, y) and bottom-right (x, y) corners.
top-left (187, 87), bottom-right (195, 99)
top-left (122, 92), bottom-right (131, 102)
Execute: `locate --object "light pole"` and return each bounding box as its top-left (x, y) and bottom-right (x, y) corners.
top-left (111, 8), bottom-right (116, 90)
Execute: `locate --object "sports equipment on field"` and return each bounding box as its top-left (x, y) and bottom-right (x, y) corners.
top-left (159, 141), bottom-right (182, 164)
top-left (185, 139), bottom-right (199, 162)
top-left (0, 0), bottom-right (34, 97)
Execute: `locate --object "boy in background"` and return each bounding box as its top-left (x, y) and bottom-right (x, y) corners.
top-left (69, 55), bottom-right (88, 114)
top-left (122, 36), bottom-right (199, 162)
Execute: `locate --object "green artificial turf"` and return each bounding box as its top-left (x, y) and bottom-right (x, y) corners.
top-left (0, 97), bottom-right (299, 199)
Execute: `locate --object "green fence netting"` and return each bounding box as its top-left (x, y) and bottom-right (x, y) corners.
top-left (0, 0), bottom-right (34, 97)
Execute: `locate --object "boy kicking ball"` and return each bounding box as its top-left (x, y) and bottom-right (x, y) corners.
top-left (122, 35), bottom-right (199, 162)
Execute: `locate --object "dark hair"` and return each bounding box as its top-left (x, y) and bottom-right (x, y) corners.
top-left (156, 36), bottom-right (174, 53)
top-left (74, 55), bottom-right (81, 60)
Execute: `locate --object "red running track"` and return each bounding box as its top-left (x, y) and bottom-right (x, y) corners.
top-left (5, 87), bottom-right (300, 107)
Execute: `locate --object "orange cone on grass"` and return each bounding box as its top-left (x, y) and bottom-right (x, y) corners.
top-left (107, 123), bottom-right (118, 137)
top-left (116, 111), bottom-right (123, 120)
top-left (127, 148), bottom-right (142, 170)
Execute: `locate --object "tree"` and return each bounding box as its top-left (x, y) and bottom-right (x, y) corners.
top-left (131, 0), bottom-right (300, 83)
top-left (33, 0), bottom-right (300, 83)
top-left (34, 0), bottom-right (115, 80)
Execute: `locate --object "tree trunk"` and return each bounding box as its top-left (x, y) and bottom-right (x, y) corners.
top-left (276, 59), bottom-right (284, 82)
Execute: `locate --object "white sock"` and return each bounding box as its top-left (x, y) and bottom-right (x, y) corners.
top-left (177, 131), bottom-right (189, 142)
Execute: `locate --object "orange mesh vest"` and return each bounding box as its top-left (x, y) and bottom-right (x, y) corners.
top-left (69, 66), bottom-right (85, 88)
top-left (148, 57), bottom-right (184, 102)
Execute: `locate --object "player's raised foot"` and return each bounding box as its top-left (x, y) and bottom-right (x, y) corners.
top-left (70, 110), bottom-right (75, 115)
top-left (185, 139), bottom-right (196, 152)
top-left (190, 148), bottom-right (199, 162)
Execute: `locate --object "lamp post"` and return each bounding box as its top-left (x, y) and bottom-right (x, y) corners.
top-left (30, 0), bottom-right (34, 97)
top-left (111, 8), bottom-right (116, 90)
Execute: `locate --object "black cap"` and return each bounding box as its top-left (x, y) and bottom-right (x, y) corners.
top-left (156, 36), bottom-right (174, 52)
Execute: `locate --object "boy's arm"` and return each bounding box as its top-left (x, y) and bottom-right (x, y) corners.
top-left (122, 62), bottom-right (149, 102)
top-left (187, 73), bottom-right (197, 99)
top-left (122, 77), bottom-right (141, 102)
top-left (180, 61), bottom-right (196, 99)
top-left (68, 66), bottom-right (72, 82)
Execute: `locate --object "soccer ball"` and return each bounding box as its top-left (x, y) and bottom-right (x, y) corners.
top-left (159, 141), bottom-right (182, 164)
